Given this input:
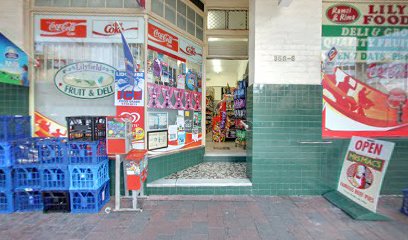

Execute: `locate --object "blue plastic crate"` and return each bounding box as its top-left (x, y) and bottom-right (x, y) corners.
top-left (42, 191), bottom-right (70, 213)
top-left (13, 165), bottom-right (41, 189)
top-left (13, 116), bottom-right (31, 140)
top-left (0, 116), bottom-right (31, 141)
top-left (401, 189), bottom-right (408, 216)
top-left (69, 160), bottom-right (109, 190)
top-left (39, 138), bottom-right (68, 165)
top-left (70, 181), bottom-right (110, 214)
top-left (40, 165), bottom-right (69, 190)
top-left (0, 191), bottom-right (14, 213)
top-left (0, 141), bottom-right (16, 167)
top-left (14, 189), bottom-right (43, 212)
top-left (15, 138), bottom-right (41, 165)
top-left (68, 141), bottom-right (108, 165)
top-left (0, 167), bottom-right (13, 191)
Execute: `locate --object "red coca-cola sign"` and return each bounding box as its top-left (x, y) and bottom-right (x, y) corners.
top-left (326, 5), bottom-right (360, 24)
top-left (40, 19), bottom-right (87, 37)
top-left (148, 23), bottom-right (178, 52)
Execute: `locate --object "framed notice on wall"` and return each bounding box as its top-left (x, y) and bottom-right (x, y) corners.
top-left (148, 112), bottom-right (168, 130)
top-left (147, 130), bottom-right (168, 150)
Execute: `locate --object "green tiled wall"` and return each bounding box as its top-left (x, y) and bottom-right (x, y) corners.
top-left (246, 86), bottom-right (253, 179)
top-left (0, 83), bottom-right (29, 115)
top-left (247, 84), bottom-right (408, 195)
top-left (147, 147), bottom-right (205, 183)
top-left (203, 155), bottom-right (246, 162)
top-left (146, 186), bottom-right (252, 195)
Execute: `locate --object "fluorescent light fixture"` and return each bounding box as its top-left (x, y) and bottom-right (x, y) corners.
top-left (208, 37), bottom-right (248, 42)
top-left (208, 37), bottom-right (221, 42)
top-left (278, 0), bottom-right (293, 7)
top-left (212, 60), bottom-right (222, 74)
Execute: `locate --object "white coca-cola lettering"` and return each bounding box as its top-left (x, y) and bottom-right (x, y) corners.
top-left (153, 28), bottom-right (174, 45)
top-left (48, 22), bottom-right (80, 35)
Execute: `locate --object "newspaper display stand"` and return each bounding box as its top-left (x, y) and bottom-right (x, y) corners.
top-left (106, 149), bottom-right (148, 213)
top-left (106, 117), bottom-right (132, 155)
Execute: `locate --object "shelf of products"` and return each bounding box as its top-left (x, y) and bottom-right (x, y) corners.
top-left (224, 94), bottom-right (236, 140)
top-left (234, 78), bottom-right (248, 149)
top-left (205, 94), bottom-right (214, 133)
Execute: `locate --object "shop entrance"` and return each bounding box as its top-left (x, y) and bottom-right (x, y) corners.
top-left (205, 59), bottom-right (248, 156)
top-left (159, 59), bottom-right (249, 181)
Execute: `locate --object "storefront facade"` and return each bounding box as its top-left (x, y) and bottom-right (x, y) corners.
top-left (1, 0), bottom-right (407, 197)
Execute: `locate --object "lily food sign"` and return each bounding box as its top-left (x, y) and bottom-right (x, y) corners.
top-left (323, 1), bottom-right (408, 62)
top-left (54, 61), bottom-right (116, 99)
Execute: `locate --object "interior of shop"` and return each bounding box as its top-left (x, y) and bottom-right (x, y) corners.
top-left (205, 59), bottom-right (248, 156)
top-left (149, 59), bottom-right (250, 184)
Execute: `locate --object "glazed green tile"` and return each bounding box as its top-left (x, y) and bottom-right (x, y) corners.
top-left (0, 83), bottom-right (29, 115)
top-left (247, 83), bottom-right (408, 196)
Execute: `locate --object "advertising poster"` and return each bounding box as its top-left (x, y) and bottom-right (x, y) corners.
top-left (0, 33), bottom-right (29, 86)
top-left (35, 15), bottom-right (145, 44)
top-left (193, 111), bottom-right (202, 131)
top-left (116, 106), bottom-right (145, 149)
top-left (115, 71), bottom-right (144, 106)
top-left (54, 61), bottom-right (116, 99)
top-left (322, 1), bottom-right (408, 138)
top-left (337, 136), bottom-right (395, 212)
top-left (34, 112), bottom-right (67, 137)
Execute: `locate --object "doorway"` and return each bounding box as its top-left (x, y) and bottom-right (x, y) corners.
top-left (147, 58), bottom-right (251, 188)
top-left (205, 59), bottom-right (248, 157)
top-left (162, 59), bottom-right (249, 181)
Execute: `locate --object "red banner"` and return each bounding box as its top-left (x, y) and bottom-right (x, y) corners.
top-left (322, 68), bottom-right (408, 138)
top-left (148, 23), bottom-right (179, 52)
top-left (34, 112), bottom-right (67, 137)
top-left (116, 106), bottom-right (145, 145)
top-left (40, 19), bottom-right (87, 38)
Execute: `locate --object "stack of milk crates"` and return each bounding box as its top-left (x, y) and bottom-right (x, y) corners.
top-left (0, 115), bottom-right (31, 213)
top-left (66, 116), bottom-right (110, 214)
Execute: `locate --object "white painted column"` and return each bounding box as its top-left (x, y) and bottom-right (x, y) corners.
top-left (249, 0), bottom-right (322, 85)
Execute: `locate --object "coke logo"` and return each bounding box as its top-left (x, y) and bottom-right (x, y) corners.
top-left (326, 5), bottom-right (360, 24)
top-left (153, 29), bottom-right (174, 46)
top-left (104, 22), bottom-right (124, 35)
top-left (367, 63), bottom-right (408, 80)
top-left (48, 22), bottom-right (80, 35)
top-left (186, 46), bottom-right (196, 56)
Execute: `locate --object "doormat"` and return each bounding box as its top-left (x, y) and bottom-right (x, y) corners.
top-left (213, 147), bottom-right (230, 150)
top-left (323, 191), bottom-right (389, 221)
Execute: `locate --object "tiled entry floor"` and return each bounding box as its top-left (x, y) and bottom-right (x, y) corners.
top-left (148, 162), bottom-right (251, 187)
top-left (166, 162), bottom-right (247, 179)
top-left (205, 133), bottom-right (246, 156)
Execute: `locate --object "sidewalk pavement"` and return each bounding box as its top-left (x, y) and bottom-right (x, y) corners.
top-left (0, 196), bottom-right (407, 240)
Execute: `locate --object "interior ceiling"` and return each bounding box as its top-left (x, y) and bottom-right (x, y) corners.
top-left (206, 59), bottom-right (248, 86)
